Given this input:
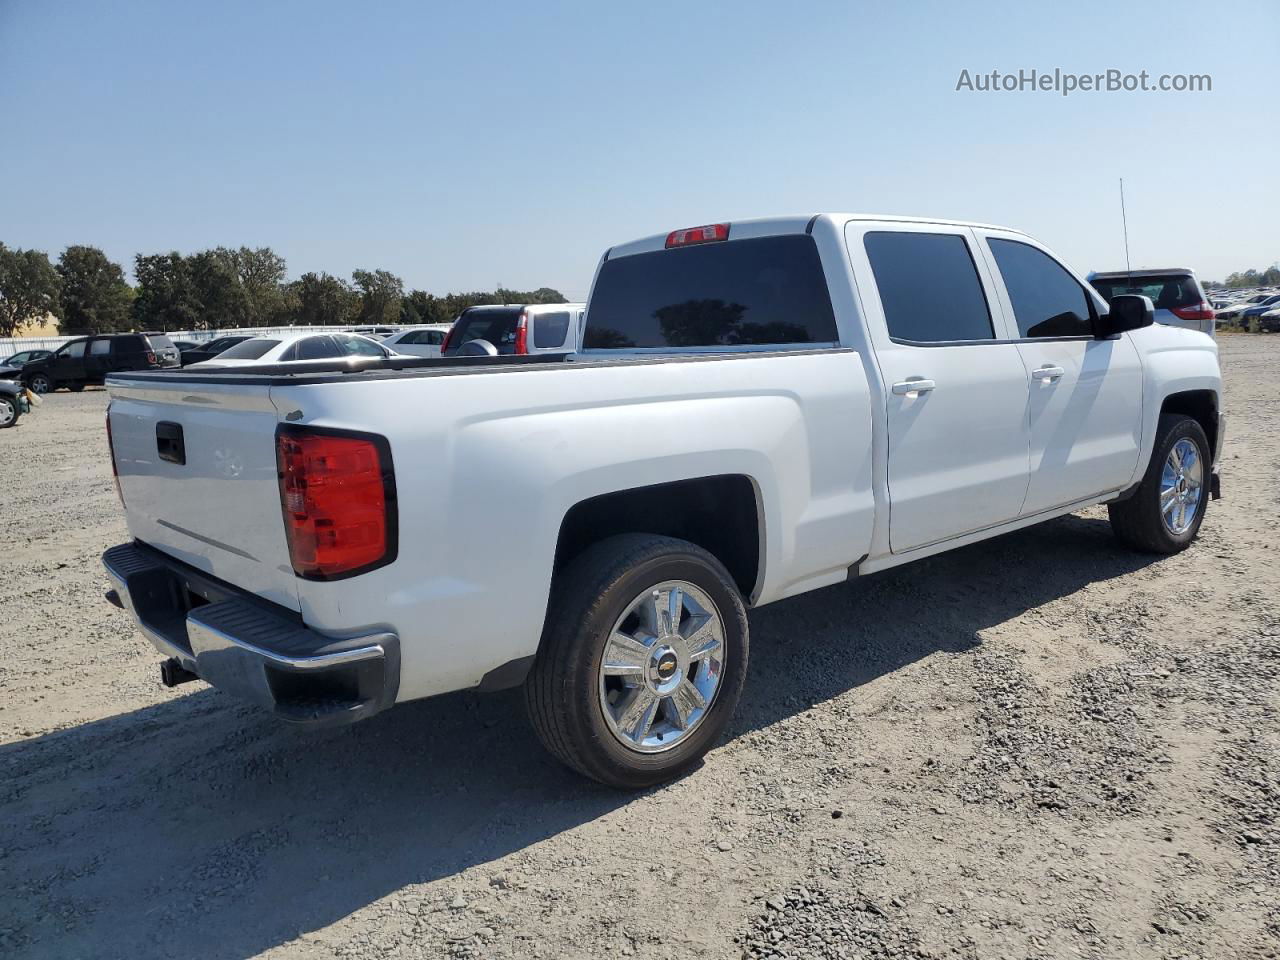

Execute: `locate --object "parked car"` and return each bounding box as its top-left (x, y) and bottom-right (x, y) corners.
top-left (102, 214), bottom-right (1223, 788)
top-left (2, 349), bottom-right (52, 369)
top-left (1258, 307), bottom-right (1280, 333)
top-left (185, 331), bottom-right (399, 368)
top-left (379, 324), bottom-right (454, 358)
top-left (442, 303), bottom-right (586, 356)
top-left (0, 378), bottom-right (31, 428)
top-left (178, 335), bottom-right (254, 366)
top-left (1238, 295), bottom-right (1280, 325)
top-left (1215, 293), bottom-right (1276, 323)
top-left (1087, 268), bottom-right (1215, 334)
top-left (22, 333), bottom-right (180, 394)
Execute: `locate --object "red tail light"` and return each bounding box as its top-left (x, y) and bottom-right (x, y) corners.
top-left (275, 426), bottom-right (397, 580)
top-left (105, 406), bottom-right (124, 507)
top-left (440, 324), bottom-right (457, 355)
top-left (666, 223), bottom-right (729, 248)
top-left (1170, 302), bottom-right (1215, 322)
top-left (146, 351), bottom-right (157, 365)
top-left (514, 311), bottom-right (529, 355)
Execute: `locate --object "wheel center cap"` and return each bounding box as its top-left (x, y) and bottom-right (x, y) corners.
top-left (655, 651), bottom-right (678, 680)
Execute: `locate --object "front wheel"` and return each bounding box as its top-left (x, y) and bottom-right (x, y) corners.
top-left (1109, 414), bottom-right (1211, 553)
top-left (525, 534), bottom-right (749, 789)
top-left (0, 395), bottom-right (18, 428)
top-left (27, 373), bottom-right (53, 395)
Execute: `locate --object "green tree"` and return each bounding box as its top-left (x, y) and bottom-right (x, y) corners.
top-left (188, 249), bottom-right (251, 328)
top-left (352, 268), bottom-right (403, 325)
top-left (0, 243), bottom-right (61, 338)
top-left (133, 252), bottom-right (200, 331)
top-left (293, 272), bottom-right (357, 326)
top-left (55, 245), bottom-right (134, 334)
top-left (229, 246), bottom-right (288, 325)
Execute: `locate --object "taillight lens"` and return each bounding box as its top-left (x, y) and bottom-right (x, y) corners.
top-left (514, 311), bottom-right (529, 354)
top-left (440, 325), bottom-right (456, 356)
top-left (105, 406), bottom-right (124, 507)
top-left (146, 351), bottom-right (157, 365)
top-left (665, 223), bottom-right (729, 248)
top-left (275, 426), bottom-right (397, 580)
top-left (1170, 302), bottom-right (1215, 322)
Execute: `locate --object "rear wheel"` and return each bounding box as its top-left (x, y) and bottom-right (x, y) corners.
top-left (1109, 414), bottom-right (1210, 553)
top-left (0, 396), bottom-right (18, 428)
top-left (525, 534), bottom-right (749, 789)
top-left (27, 373), bottom-right (53, 395)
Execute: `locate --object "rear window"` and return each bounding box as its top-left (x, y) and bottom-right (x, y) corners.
top-left (215, 338), bottom-right (279, 360)
top-left (145, 334), bottom-right (176, 351)
top-left (583, 235), bottom-right (838, 349)
top-left (445, 309), bottom-right (522, 355)
top-left (1090, 274), bottom-right (1200, 310)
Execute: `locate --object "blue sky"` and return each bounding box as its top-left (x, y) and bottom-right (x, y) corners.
top-left (1, 0), bottom-right (1275, 297)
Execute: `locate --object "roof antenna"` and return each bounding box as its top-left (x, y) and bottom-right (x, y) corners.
top-left (1119, 177), bottom-right (1132, 277)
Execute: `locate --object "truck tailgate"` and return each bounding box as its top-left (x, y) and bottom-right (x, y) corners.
top-left (107, 377), bottom-right (299, 611)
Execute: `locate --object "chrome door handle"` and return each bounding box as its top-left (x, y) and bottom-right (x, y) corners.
top-left (892, 378), bottom-right (935, 396)
top-left (1032, 365), bottom-right (1065, 381)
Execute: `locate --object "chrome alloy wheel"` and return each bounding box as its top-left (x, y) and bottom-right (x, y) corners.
top-left (28, 375), bottom-right (50, 395)
top-left (597, 580), bottom-right (725, 753)
top-left (0, 398), bottom-right (14, 426)
top-left (1160, 438), bottom-right (1203, 535)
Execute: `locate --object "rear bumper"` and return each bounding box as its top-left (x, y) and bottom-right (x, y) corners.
top-left (103, 541), bottom-right (399, 726)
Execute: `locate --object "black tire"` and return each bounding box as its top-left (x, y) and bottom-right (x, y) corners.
top-left (1108, 414), bottom-right (1211, 553)
top-left (67, 381), bottom-right (85, 392)
top-left (0, 395), bottom-right (18, 429)
top-left (26, 373), bottom-right (53, 395)
top-left (525, 533), bottom-right (749, 789)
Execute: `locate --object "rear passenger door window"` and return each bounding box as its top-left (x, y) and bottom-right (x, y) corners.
top-left (987, 239), bottom-right (1094, 338)
top-left (864, 232), bottom-right (994, 342)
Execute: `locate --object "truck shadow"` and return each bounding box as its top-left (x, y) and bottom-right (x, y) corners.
top-left (0, 513), bottom-right (1160, 959)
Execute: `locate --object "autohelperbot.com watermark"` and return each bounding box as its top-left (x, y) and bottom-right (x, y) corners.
top-left (955, 68), bottom-right (1212, 96)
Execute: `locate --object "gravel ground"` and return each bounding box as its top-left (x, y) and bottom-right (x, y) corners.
top-left (1, 335), bottom-right (1276, 960)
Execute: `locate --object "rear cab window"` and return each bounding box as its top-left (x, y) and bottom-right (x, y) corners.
top-left (583, 234), bottom-right (838, 349)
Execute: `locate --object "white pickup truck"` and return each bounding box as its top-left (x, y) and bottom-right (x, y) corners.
top-left (103, 214), bottom-right (1223, 788)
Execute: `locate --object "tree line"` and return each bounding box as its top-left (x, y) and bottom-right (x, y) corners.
top-left (0, 241), bottom-right (566, 338)
top-left (1204, 266), bottom-right (1280, 290)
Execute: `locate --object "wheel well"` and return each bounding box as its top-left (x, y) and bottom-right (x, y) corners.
top-left (1161, 390), bottom-right (1218, 457)
top-left (554, 475), bottom-right (761, 599)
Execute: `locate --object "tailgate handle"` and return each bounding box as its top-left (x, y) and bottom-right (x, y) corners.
top-left (156, 421), bottom-right (186, 465)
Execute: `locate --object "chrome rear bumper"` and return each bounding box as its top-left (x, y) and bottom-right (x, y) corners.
top-left (103, 541), bottom-right (399, 725)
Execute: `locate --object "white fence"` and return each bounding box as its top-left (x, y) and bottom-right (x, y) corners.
top-left (1, 325), bottom-right (406, 356)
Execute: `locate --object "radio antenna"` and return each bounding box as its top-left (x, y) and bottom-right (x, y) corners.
top-left (1119, 177), bottom-right (1132, 276)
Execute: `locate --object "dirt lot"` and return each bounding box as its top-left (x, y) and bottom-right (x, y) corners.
top-left (1, 335), bottom-right (1276, 960)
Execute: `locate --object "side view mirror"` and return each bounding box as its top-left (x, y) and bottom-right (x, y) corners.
top-left (1096, 294), bottom-right (1154, 338)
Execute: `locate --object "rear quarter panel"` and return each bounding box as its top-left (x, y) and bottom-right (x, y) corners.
top-left (275, 351), bottom-right (875, 701)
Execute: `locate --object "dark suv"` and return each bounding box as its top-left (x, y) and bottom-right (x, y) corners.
top-left (23, 333), bottom-right (181, 394)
